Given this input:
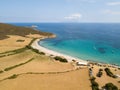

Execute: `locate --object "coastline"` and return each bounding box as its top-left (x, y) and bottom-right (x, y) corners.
top-left (0, 23), bottom-right (120, 90)
top-left (31, 38), bottom-right (120, 68)
top-left (31, 38), bottom-right (88, 64)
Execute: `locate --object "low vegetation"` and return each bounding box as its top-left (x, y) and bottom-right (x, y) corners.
top-left (0, 47), bottom-right (28, 58)
top-left (16, 39), bottom-right (25, 42)
top-left (0, 38), bottom-right (45, 58)
top-left (0, 47), bottom-right (28, 55)
top-left (104, 68), bottom-right (117, 78)
top-left (0, 55), bottom-right (6, 58)
top-left (26, 45), bottom-right (45, 55)
top-left (103, 83), bottom-right (118, 90)
top-left (0, 23), bottom-right (53, 40)
top-left (0, 70), bottom-right (4, 74)
top-left (54, 56), bottom-right (68, 63)
top-left (90, 76), bottom-right (99, 90)
top-left (4, 58), bottom-right (34, 71)
top-left (7, 74), bottom-right (18, 79)
top-left (9, 47), bottom-right (28, 54)
top-left (28, 38), bottom-right (37, 46)
top-left (96, 69), bottom-right (103, 77)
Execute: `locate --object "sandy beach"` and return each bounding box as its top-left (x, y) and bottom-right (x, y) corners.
top-left (31, 39), bottom-right (88, 64)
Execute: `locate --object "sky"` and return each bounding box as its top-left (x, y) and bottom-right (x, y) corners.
top-left (0, 0), bottom-right (120, 23)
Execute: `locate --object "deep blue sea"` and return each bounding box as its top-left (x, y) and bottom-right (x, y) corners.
top-left (12, 23), bottom-right (120, 65)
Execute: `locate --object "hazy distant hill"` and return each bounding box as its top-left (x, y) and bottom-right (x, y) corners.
top-left (0, 23), bottom-right (53, 40)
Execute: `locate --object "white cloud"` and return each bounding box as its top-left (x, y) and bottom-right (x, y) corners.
top-left (83, 0), bottom-right (96, 3)
top-left (64, 13), bottom-right (82, 20)
top-left (66, 0), bottom-right (96, 3)
top-left (104, 10), bottom-right (120, 15)
top-left (107, 2), bottom-right (120, 6)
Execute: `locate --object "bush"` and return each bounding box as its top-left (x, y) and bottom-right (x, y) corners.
top-left (4, 58), bottom-right (34, 71)
top-left (90, 76), bottom-right (96, 81)
top-left (0, 55), bottom-right (6, 58)
top-left (54, 56), bottom-right (61, 60)
top-left (91, 80), bottom-right (99, 90)
top-left (96, 69), bottom-right (103, 77)
top-left (92, 86), bottom-right (99, 90)
top-left (28, 38), bottom-right (37, 46)
top-left (26, 45), bottom-right (32, 49)
top-left (32, 49), bottom-right (39, 53)
top-left (91, 81), bottom-right (99, 87)
top-left (59, 58), bottom-right (68, 62)
top-left (104, 68), bottom-right (115, 78)
top-left (16, 40), bottom-right (25, 42)
top-left (39, 52), bottom-right (45, 55)
top-left (99, 68), bottom-right (103, 71)
top-left (26, 45), bottom-right (45, 55)
top-left (0, 70), bottom-right (3, 73)
top-left (90, 76), bottom-right (99, 90)
top-left (7, 74), bottom-right (18, 79)
top-left (54, 56), bottom-right (68, 63)
top-left (97, 71), bottom-right (103, 77)
top-left (104, 83), bottom-right (118, 90)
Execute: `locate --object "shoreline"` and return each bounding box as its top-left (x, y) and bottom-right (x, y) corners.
top-left (31, 38), bottom-right (120, 68)
top-left (31, 38), bottom-right (88, 64)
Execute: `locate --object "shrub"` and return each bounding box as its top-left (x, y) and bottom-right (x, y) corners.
top-left (96, 69), bottom-right (103, 77)
top-left (4, 58), bottom-right (34, 71)
top-left (0, 70), bottom-right (3, 73)
top-left (91, 80), bottom-right (99, 90)
top-left (28, 38), bottom-right (37, 46)
top-left (26, 45), bottom-right (45, 55)
top-left (16, 40), bottom-right (25, 42)
top-left (32, 49), bottom-right (39, 53)
top-left (0, 55), bottom-right (6, 58)
top-left (99, 68), bottom-right (103, 71)
top-left (39, 52), bottom-right (45, 55)
top-left (104, 68), bottom-right (115, 78)
top-left (59, 58), bottom-right (68, 62)
top-left (26, 45), bottom-right (32, 49)
top-left (91, 81), bottom-right (99, 87)
top-left (54, 56), bottom-right (61, 60)
top-left (54, 56), bottom-right (68, 63)
top-left (90, 76), bottom-right (96, 81)
top-left (92, 82), bottom-right (99, 90)
top-left (112, 75), bottom-right (117, 78)
top-left (7, 74), bottom-right (18, 79)
top-left (97, 71), bottom-right (103, 77)
top-left (90, 76), bottom-right (99, 90)
top-left (103, 83), bottom-right (118, 90)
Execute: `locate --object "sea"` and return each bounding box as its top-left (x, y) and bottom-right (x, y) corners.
top-left (12, 23), bottom-right (120, 66)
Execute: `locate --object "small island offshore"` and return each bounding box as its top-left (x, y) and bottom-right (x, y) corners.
top-left (0, 23), bottom-right (120, 90)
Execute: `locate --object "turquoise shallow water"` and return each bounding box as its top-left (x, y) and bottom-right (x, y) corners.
top-left (40, 39), bottom-right (120, 65)
top-left (13, 23), bottom-right (120, 66)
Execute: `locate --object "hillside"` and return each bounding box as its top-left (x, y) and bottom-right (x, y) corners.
top-left (0, 23), bottom-right (53, 40)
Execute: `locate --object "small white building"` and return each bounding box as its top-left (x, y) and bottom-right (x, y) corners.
top-left (76, 61), bottom-right (88, 66)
